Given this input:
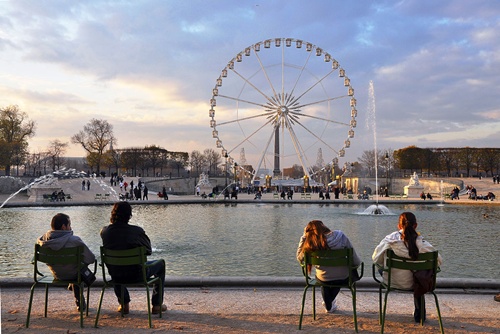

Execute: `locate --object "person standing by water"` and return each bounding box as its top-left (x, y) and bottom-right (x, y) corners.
top-left (372, 212), bottom-right (443, 323)
top-left (296, 220), bottom-right (361, 313)
top-left (37, 213), bottom-right (95, 311)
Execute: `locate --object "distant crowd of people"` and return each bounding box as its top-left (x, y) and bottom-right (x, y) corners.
top-left (465, 184), bottom-right (495, 201)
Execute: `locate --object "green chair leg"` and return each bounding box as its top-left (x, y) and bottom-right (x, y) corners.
top-left (312, 287), bottom-right (316, 320)
top-left (381, 290), bottom-right (390, 334)
top-left (432, 292), bottom-right (445, 334)
top-left (378, 286), bottom-right (383, 324)
top-left (298, 286), bottom-right (309, 329)
top-left (86, 284), bottom-right (91, 317)
top-left (146, 286), bottom-right (152, 328)
top-left (44, 284), bottom-right (49, 317)
top-left (94, 286), bottom-right (107, 328)
top-left (78, 284), bottom-right (84, 328)
top-left (25, 284), bottom-right (36, 327)
top-left (352, 287), bottom-right (358, 332)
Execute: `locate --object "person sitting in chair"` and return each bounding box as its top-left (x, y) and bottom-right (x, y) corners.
top-left (37, 213), bottom-right (95, 311)
top-left (296, 220), bottom-right (361, 313)
top-left (100, 202), bottom-right (167, 315)
top-left (372, 212), bottom-right (443, 323)
top-left (319, 190), bottom-right (325, 200)
top-left (231, 189), bottom-right (238, 200)
top-left (280, 190), bottom-right (286, 200)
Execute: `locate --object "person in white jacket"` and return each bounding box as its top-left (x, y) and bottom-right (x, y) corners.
top-left (372, 212), bottom-right (442, 323)
top-left (297, 220), bottom-right (361, 313)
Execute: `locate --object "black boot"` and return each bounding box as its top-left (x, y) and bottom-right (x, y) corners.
top-left (413, 295), bottom-right (426, 323)
top-left (75, 298), bottom-right (87, 312)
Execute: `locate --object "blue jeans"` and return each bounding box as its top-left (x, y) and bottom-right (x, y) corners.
top-left (113, 259), bottom-right (165, 306)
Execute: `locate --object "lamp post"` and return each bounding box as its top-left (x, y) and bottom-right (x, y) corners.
top-left (224, 152), bottom-right (228, 187)
top-left (385, 152), bottom-right (390, 196)
top-left (234, 162), bottom-right (238, 185)
top-left (303, 175), bottom-right (309, 192)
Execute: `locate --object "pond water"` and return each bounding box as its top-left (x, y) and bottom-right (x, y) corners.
top-left (0, 203), bottom-right (498, 279)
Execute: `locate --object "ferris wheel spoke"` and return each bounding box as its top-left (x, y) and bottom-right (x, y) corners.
top-left (253, 124), bottom-right (279, 182)
top-left (216, 111), bottom-right (271, 127)
top-left (287, 49), bottom-right (315, 99)
top-left (225, 69), bottom-right (277, 106)
top-left (253, 50), bottom-right (280, 103)
top-left (292, 117), bottom-right (340, 154)
top-left (293, 69), bottom-right (336, 102)
top-left (284, 118), bottom-right (313, 177)
top-left (289, 111), bottom-right (350, 127)
top-left (225, 117), bottom-right (275, 156)
top-left (218, 94), bottom-right (270, 109)
top-left (292, 94), bottom-right (349, 110)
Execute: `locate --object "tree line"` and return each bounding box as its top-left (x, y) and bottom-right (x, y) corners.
top-left (1, 105), bottom-right (498, 179)
top-left (357, 146), bottom-right (500, 178)
top-left (0, 106), bottom-right (225, 178)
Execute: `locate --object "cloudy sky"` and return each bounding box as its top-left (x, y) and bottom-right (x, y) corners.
top-left (0, 0), bottom-right (498, 169)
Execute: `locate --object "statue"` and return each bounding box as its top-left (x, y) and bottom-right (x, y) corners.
top-left (196, 172), bottom-right (212, 187)
top-left (408, 172), bottom-right (420, 186)
top-left (404, 172), bottom-right (424, 198)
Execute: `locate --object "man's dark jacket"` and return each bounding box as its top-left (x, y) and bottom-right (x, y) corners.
top-left (100, 223), bottom-right (152, 282)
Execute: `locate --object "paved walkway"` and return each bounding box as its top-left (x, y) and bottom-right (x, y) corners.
top-left (2, 284), bottom-right (499, 333)
top-left (1, 176), bottom-right (499, 207)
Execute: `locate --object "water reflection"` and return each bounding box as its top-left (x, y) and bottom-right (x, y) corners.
top-left (0, 203), bottom-right (498, 279)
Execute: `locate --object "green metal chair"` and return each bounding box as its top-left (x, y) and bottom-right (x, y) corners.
top-left (372, 249), bottom-right (444, 334)
top-left (26, 244), bottom-right (96, 328)
top-left (298, 248), bottom-right (364, 332)
top-left (94, 246), bottom-right (164, 328)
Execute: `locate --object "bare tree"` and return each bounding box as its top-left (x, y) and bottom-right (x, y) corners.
top-left (71, 119), bottom-right (116, 173)
top-left (0, 105), bottom-right (36, 175)
top-left (189, 150), bottom-right (206, 177)
top-left (144, 145), bottom-right (168, 177)
top-left (47, 139), bottom-right (68, 171)
top-left (203, 148), bottom-right (221, 175)
top-left (169, 151), bottom-right (189, 177)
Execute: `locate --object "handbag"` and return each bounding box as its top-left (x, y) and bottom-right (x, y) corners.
top-left (412, 269), bottom-right (435, 297)
top-left (80, 265), bottom-right (96, 286)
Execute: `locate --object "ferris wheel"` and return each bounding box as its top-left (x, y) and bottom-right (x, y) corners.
top-left (209, 37), bottom-right (357, 184)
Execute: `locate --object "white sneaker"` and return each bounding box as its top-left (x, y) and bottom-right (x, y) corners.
top-left (322, 300), bottom-right (338, 313)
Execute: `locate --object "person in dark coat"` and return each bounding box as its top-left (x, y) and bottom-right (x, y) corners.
top-left (100, 202), bottom-right (166, 314)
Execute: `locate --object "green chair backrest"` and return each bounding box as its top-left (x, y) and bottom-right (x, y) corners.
top-left (386, 249), bottom-right (438, 271)
top-left (99, 246), bottom-right (148, 281)
top-left (34, 244), bottom-right (84, 280)
top-left (305, 248), bottom-right (353, 268)
top-left (385, 249), bottom-right (439, 290)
